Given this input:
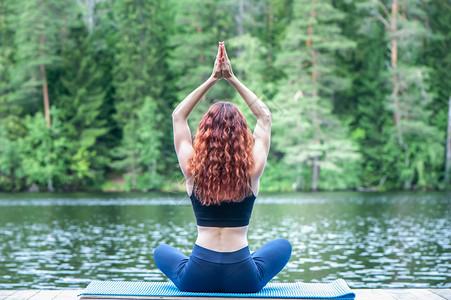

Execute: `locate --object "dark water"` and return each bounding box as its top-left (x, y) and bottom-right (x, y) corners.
top-left (0, 191), bottom-right (449, 289)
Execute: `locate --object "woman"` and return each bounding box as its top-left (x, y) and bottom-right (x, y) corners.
top-left (153, 42), bottom-right (292, 293)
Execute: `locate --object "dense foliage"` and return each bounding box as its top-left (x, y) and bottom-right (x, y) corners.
top-left (0, 0), bottom-right (449, 192)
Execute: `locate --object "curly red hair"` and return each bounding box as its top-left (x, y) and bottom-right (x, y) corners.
top-left (188, 101), bottom-right (255, 206)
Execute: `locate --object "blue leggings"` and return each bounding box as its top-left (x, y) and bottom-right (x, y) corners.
top-left (153, 238), bottom-right (292, 293)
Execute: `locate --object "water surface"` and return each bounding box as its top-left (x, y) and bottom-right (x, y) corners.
top-left (0, 191), bottom-right (449, 289)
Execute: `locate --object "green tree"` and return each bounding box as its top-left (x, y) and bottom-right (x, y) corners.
top-left (424, 2), bottom-right (451, 185)
top-left (54, 17), bottom-right (112, 188)
top-left (0, 0), bottom-right (11, 101)
top-left (0, 0), bottom-right (26, 191)
top-left (0, 120), bottom-right (26, 191)
top-left (8, 0), bottom-right (76, 126)
top-left (18, 109), bottom-right (71, 191)
top-left (333, 0), bottom-right (391, 188)
top-left (169, 0), bottom-right (236, 113)
top-left (0, 0), bottom-right (21, 122)
top-left (111, 0), bottom-right (169, 190)
top-left (361, 0), bottom-right (443, 189)
top-left (273, 0), bottom-right (359, 191)
top-left (111, 99), bottom-right (163, 191)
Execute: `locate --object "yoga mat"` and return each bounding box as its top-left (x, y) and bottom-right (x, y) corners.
top-left (79, 279), bottom-right (355, 299)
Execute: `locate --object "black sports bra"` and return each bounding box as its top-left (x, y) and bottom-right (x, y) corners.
top-left (189, 185), bottom-right (256, 227)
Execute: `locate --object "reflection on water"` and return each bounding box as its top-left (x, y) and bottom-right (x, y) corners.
top-left (0, 191), bottom-right (449, 289)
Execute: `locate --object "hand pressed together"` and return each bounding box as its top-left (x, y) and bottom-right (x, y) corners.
top-left (211, 41), bottom-right (234, 81)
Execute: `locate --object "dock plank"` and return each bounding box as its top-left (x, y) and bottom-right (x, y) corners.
top-left (353, 289), bottom-right (395, 299)
top-left (0, 291), bottom-right (16, 300)
top-left (382, 289), bottom-right (445, 300)
top-left (3, 290), bottom-right (40, 300)
top-left (28, 290), bottom-right (63, 300)
top-left (57, 290), bottom-right (83, 300)
top-left (429, 289), bottom-right (451, 299)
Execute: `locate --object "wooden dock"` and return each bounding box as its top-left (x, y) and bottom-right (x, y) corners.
top-left (0, 289), bottom-right (450, 300)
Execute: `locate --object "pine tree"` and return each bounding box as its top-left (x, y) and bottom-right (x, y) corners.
top-left (53, 16), bottom-right (111, 188)
top-left (169, 0), bottom-right (238, 116)
top-left (0, 0), bottom-right (24, 191)
top-left (0, 0), bottom-right (13, 108)
top-left (8, 0), bottom-right (76, 127)
top-left (273, 0), bottom-right (360, 191)
top-left (111, 0), bottom-right (169, 190)
top-left (110, 99), bottom-right (163, 191)
top-left (424, 2), bottom-right (451, 185)
top-left (5, 0), bottom-right (77, 190)
top-left (261, 0), bottom-right (294, 84)
top-left (333, 0), bottom-right (391, 188)
top-left (226, 35), bottom-right (270, 125)
top-left (360, 0), bottom-right (443, 189)
top-left (0, 122), bottom-right (25, 191)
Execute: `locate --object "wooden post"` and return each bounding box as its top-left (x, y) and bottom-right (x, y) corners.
top-left (445, 96), bottom-right (451, 185)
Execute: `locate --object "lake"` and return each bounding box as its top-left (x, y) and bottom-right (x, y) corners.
top-left (0, 191), bottom-right (449, 289)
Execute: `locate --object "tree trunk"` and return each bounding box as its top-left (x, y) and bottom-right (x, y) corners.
top-left (389, 0), bottom-right (411, 188)
top-left (131, 155), bottom-right (136, 188)
top-left (296, 163), bottom-right (303, 191)
top-left (40, 36), bottom-right (51, 128)
top-left (87, 0), bottom-right (95, 34)
top-left (312, 155), bottom-right (319, 191)
top-left (47, 178), bottom-right (54, 192)
top-left (41, 63), bottom-right (51, 128)
top-left (445, 96), bottom-right (451, 184)
top-left (307, 0), bottom-right (319, 191)
top-left (294, 91), bottom-right (303, 191)
top-left (236, 0), bottom-right (244, 37)
top-left (131, 151), bottom-right (136, 188)
top-left (76, 0), bottom-right (97, 34)
top-left (10, 166), bottom-right (15, 193)
top-left (390, 0), bottom-right (403, 146)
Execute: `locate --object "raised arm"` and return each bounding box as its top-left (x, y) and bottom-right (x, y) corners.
top-left (221, 44), bottom-right (272, 181)
top-left (172, 45), bottom-right (223, 179)
top-left (227, 75), bottom-right (271, 139)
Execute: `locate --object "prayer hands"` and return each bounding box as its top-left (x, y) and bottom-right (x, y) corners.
top-left (211, 41), bottom-right (234, 80)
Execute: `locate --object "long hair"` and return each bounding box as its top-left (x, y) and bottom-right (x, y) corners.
top-left (188, 101), bottom-right (255, 205)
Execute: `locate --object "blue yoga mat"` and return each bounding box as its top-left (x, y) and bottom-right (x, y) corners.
top-left (79, 279), bottom-right (355, 299)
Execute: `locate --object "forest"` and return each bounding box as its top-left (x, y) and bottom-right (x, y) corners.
top-left (0, 0), bottom-right (450, 192)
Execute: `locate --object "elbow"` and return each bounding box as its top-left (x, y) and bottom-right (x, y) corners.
top-left (258, 112), bottom-right (272, 127)
top-left (263, 110), bottom-right (272, 123)
top-left (267, 111), bottom-right (272, 122)
top-left (172, 110), bottom-right (184, 121)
